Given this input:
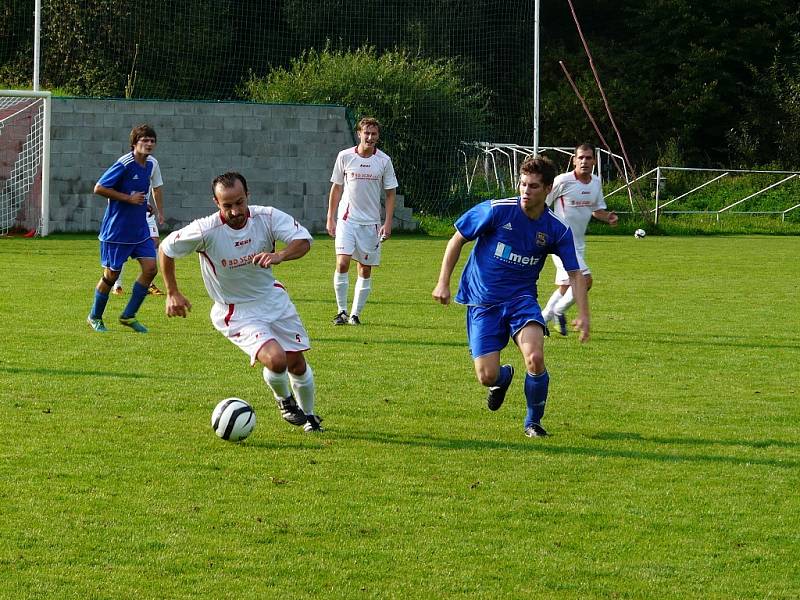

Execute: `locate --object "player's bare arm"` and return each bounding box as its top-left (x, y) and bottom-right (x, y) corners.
top-left (94, 183), bottom-right (146, 205)
top-left (432, 232), bottom-right (469, 305)
top-left (592, 208), bottom-right (618, 226)
top-left (252, 239), bottom-right (311, 268)
top-left (158, 247), bottom-right (192, 318)
top-left (326, 183), bottom-right (343, 237)
top-left (152, 186), bottom-right (165, 224)
top-left (567, 269), bottom-right (590, 342)
top-left (381, 188), bottom-right (397, 240)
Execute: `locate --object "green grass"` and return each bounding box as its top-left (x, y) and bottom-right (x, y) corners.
top-left (1, 234), bottom-right (798, 599)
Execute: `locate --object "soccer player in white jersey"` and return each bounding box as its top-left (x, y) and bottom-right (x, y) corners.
top-left (541, 144), bottom-right (617, 336)
top-left (158, 172), bottom-right (322, 432)
top-left (327, 117), bottom-right (399, 325)
top-left (112, 166), bottom-right (165, 297)
top-left (433, 156), bottom-right (590, 438)
top-left (87, 124), bottom-right (161, 333)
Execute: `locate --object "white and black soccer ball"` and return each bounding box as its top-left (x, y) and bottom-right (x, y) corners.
top-left (211, 398), bottom-right (256, 442)
top-left (634, 228), bottom-right (647, 239)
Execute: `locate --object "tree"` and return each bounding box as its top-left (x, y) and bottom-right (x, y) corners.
top-left (246, 46), bottom-right (490, 212)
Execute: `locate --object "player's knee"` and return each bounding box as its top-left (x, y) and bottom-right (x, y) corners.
top-left (140, 263), bottom-right (157, 279)
top-left (475, 366), bottom-right (498, 387)
top-left (257, 346), bottom-right (287, 372)
top-left (259, 355), bottom-right (287, 373)
top-left (523, 351), bottom-right (545, 374)
top-left (336, 256), bottom-right (351, 273)
top-left (286, 351), bottom-right (307, 376)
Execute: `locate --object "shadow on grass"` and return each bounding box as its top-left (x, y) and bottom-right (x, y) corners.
top-left (313, 335), bottom-right (464, 348)
top-left (0, 366), bottom-right (149, 379)
top-left (591, 430), bottom-right (800, 450)
top-left (337, 429), bottom-right (798, 469)
top-left (293, 297), bottom-right (439, 307)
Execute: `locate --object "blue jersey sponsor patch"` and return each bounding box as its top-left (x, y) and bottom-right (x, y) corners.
top-left (454, 198), bottom-right (578, 306)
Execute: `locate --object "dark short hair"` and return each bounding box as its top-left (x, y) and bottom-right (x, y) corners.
top-left (519, 155), bottom-right (557, 186)
top-left (356, 117), bottom-right (381, 133)
top-left (212, 172), bottom-right (248, 199)
top-left (574, 143), bottom-right (595, 156)
top-left (129, 124), bottom-right (157, 149)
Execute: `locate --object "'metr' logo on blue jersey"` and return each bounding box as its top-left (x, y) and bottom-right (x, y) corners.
top-left (494, 242), bottom-right (541, 266)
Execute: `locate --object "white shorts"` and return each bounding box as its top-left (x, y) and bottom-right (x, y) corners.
top-left (552, 253), bottom-right (590, 285)
top-left (335, 219), bottom-right (382, 266)
top-left (147, 212), bottom-right (159, 238)
top-left (210, 297), bottom-right (311, 366)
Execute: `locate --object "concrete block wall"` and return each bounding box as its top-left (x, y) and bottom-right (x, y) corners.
top-left (48, 98), bottom-right (416, 234)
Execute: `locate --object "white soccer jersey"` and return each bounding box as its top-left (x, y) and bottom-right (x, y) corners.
top-left (160, 205), bottom-right (313, 308)
top-left (147, 157), bottom-right (163, 233)
top-left (150, 157), bottom-right (163, 189)
top-left (546, 171), bottom-right (606, 255)
top-left (330, 147), bottom-right (398, 224)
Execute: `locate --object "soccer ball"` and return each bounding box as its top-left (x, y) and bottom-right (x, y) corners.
top-left (211, 398), bottom-right (256, 442)
top-left (634, 228), bottom-right (647, 239)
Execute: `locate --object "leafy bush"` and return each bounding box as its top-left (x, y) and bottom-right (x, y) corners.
top-left (244, 46), bottom-right (491, 214)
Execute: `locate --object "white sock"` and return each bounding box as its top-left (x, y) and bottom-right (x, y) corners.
top-left (554, 286), bottom-right (575, 315)
top-left (334, 271), bottom-right (349, 313)
top-left (541, 289), bottom-right (563, 320)
top-left (263, 367), bottom-right (291, 400)
top-left (289, 364), bottom-right (316, 415)
top-left (351, 276), bottom-right (372, 317)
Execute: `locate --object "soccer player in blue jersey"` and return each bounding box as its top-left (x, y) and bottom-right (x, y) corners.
top-left (86, 124), bottom-right (160, 333)
top-left (432, 155), bottom-right (590, 437)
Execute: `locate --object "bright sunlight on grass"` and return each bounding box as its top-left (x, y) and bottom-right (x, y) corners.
top-left (0, 234), bottom-right (798, 599)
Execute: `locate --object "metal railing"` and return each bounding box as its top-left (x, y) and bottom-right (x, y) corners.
top-left (460, 142), bottom-right (628, 198)
top-left (605, 166), bottom-right (800, 223)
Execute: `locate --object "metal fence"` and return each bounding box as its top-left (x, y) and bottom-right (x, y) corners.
top-left (460, 142), bottom-right (627, 197)
top-left (606, 167), bottom-right (800, 223)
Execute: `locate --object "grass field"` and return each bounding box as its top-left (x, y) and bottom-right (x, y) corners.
top-left (1, 233), bottom-right (798, 599)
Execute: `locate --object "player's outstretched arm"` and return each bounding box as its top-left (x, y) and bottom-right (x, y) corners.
top-left (432, 232), bottom-right (468, 305)
top-left (567, 269), bottom-right (590, 342)
top-left (158, 247), bottom-right (192, 318)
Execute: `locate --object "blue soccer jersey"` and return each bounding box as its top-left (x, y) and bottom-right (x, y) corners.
top-left (96, 152), bottom-right (157, 244)
top-left (455, 197), bottom-right (579, 306)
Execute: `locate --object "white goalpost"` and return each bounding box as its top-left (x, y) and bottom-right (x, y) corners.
top-left (0, 89), bottom-right (51, 236)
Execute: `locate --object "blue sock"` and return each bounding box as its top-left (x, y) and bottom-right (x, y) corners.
top-left (493, 364), bottom-right (513, 388)
top-left (90, 289), bottom-right (109, 320)
top-left (121, 281), bottom-right (148, 319)
top-left (524, 370), bottom-right (549, 428)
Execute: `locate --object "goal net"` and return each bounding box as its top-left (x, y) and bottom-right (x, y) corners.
top-left (0, 90), bottom-right (50, 236)
top-left (1, 0), bottom-right (540, 217)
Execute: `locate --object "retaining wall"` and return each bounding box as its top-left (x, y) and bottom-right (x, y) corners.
top-left (48, 98), bottom-right (416, 234)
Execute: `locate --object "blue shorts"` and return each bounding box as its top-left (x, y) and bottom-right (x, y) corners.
top-left (100, 239), bottom-right (157, 271)
top-left (466, 296), bottom-right (546, 358)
